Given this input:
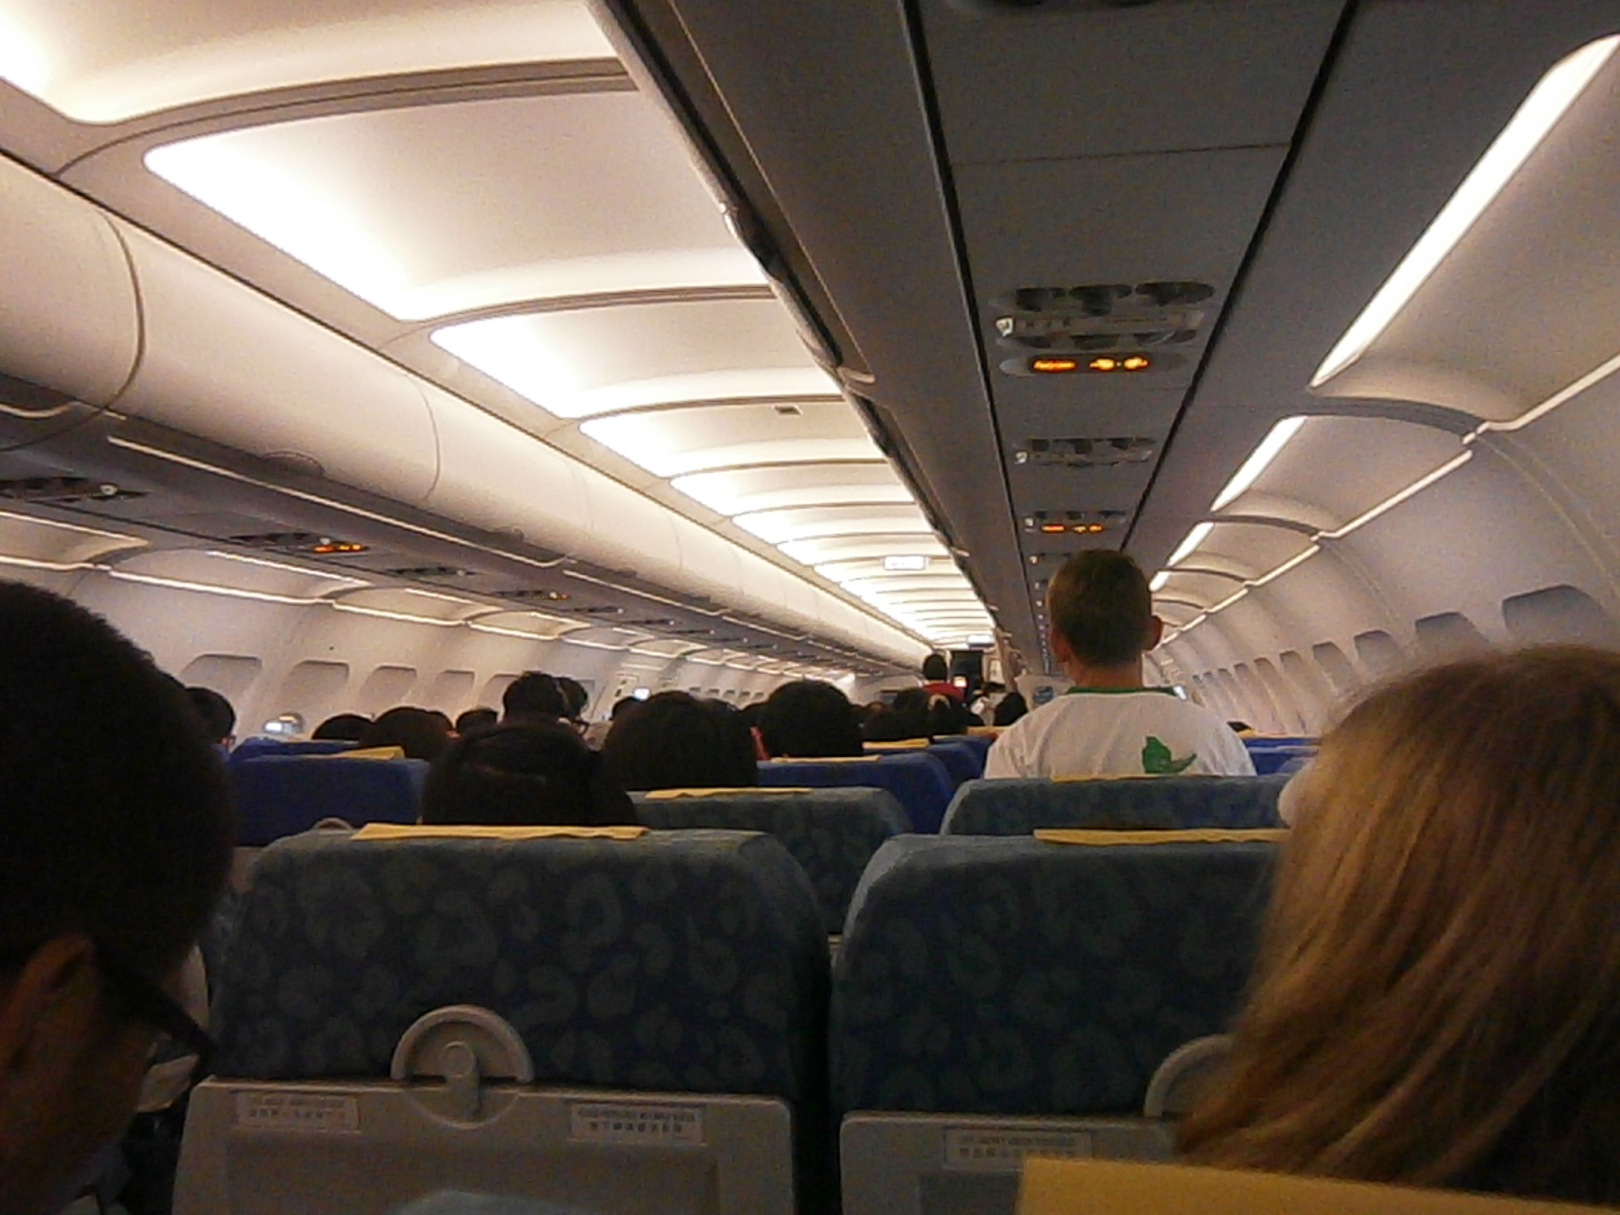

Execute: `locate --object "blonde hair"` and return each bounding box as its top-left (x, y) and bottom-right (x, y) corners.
top-left (1180, 645), bottom-right (1620, 1202)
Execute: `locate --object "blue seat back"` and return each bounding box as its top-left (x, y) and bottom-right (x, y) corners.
top-left (1247, 745), bottom-right (1317, 776)
top-left (213, 829), bottom-right (827, 1104)
top-left (229, 738), bottom-right (356, 766)
top-left (942, 775), bottom-right (1288, 835)
top-left (925, 741), bottom-right (983, 784)
top-left (759, 754), bottom-right (953, 833)
top-left (830, 835), bottom-right (1277, 1117)
top-left (632, 788), bottom-right (910, 933)
top-left (229, 755), bottom-right (427, 846)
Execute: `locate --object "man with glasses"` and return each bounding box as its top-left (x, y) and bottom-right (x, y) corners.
top-left (0, 583), bottom-right (231, 1215)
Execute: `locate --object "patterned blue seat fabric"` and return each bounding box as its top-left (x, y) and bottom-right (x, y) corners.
top-left (229, 738), bottom-right (357, 766)
top-left (759, 753), bottom-right (952, 833)
top-left (831, 835), bottom-right (1276, 1117)
top-left (942, 774), bottom-right (1288, 835)
top-left (632, 789), bottom-right (910, 933)
top-left (230, 755), bottom-right (427, 846)
top-left (213, 829), bottom-right (828, 1104)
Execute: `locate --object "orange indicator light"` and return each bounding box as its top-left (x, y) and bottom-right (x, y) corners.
top-left (1123, 355), bottom-right (1151, 371)
top-left (1040, 523), bottom-right (1067, 533)
top-left (1031, 357), bottom-right (1080, 373)
top-left (312, 542), bottom-right (368, 554)
top-left (1088, 357), bottom-right (1118, 372)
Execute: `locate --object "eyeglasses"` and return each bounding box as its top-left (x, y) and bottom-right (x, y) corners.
top-left (0, 939), bottom-right (215, 1082)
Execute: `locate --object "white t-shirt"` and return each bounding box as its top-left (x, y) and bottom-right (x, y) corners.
top-left (984, 689), bottom-right (1255, 779)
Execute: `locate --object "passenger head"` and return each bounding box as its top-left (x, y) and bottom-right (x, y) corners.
top-left (609, 695), bottom-right (641, 721)
top-left (555, 676), bottom-right (589, 721)
top-left (0, 583), bottom-right (232, 1213)
top-left (502, 671), bottom-right (568, 723)
top-left (758, 680), bottom-right (864, 758)
top-left (357, 706), bottom-right (452, 762)
top-left (1181, 646), bottom-right (1620, 1203)
top-left (1046, 550), bottom-right (1161, 674)
top-left (602, 692), bottom-right (759, 791)
top-left (865, 688), bottom-right (930, 742)
top-left (921, 653), bottom-right (949, 682)
top-left (423, 721), bottom-right (635, 827)
top-left (185, 685), bottom-right (236, 746)
top-left (312, 712), bottom-right (370, 742)
top-left (454, 707), bottom-right (497, 735)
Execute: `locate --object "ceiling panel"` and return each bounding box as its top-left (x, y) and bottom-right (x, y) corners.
top-left (579, 400), bottom-right (882, 478)
top-left (671, 462), bottom-right (906, 515)
top-left (144, 91), bottom-right (754, 320)
top-left (779, 534), bottom-right (950, 566)
top-left (922, 0), bottom-right (1343, 166)
top-left (0, 0), bottom-right (611, 121)
top-left (732, 503), bottom-right (932, 544)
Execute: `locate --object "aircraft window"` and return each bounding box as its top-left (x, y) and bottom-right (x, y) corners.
top-left (1310, 642), bottom-right (1359, 697)
top-left (426, 669), bottom-right (476, 710)
top-left (1353, 631), bottom-right (1407, 679)
top-left (480, 674), bottom-right (521, 705)
top-left (1414, 612), bottom-right (1490, 661)
top-left (1503, 585), bottom-right (1620, 648)
top-left (260, 712), bottom-right (305, 737)
top-left (1253, 657), bottom-right (1305, 734)
top-left (274, 660), bottom-right (350, 724)
top-left (178, 653), bottom-right (261, 701)
top-left (356, 665), bottom-right (419, 715)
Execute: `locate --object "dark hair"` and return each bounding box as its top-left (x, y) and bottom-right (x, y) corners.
top-left (862, 708), bottom-right (925, 743)
top-left (609, 696), bottom-right (641, 721)
top-left (455, 707), bottom-right (498, 735)
top-left (358, 706), bottom-right (452, 761)
top-left (312, 712), bottom-right (371, 742)
top-left (502, 671), bottom-right (568, 722)
top-left (1047, 550), bottom-right (1154, 666)
top-left (556, 676), bottom-right (589, 720)
top-left (185, 686), bottom-right (236, 744)
top-left (758, 680), bottom-right (864, 758)
top-left (0, 583), bottom-right (232, 980)
top-left (423, 721), bottom-right (636, 827)
top-left (602, 692), bottom-right (758, 791)
top-left (921, 653), bottom-right (949, 681)
top-left (993, 691), bottom-right (1029, 726)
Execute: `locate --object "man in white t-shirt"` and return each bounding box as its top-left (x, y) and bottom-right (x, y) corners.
top-left (985, 550), bottom-right (1254, 779)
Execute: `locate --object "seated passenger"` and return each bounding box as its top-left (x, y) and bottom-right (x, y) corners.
top-left (1180, 647), bottom-right (1620, 1204)
top-left (358, 705), bottom-right (452, 762)
top-left (556, 676), bottom-right (589, 726)
top-left (758, 679), bottom-right (865, 758)
top-left (601, 692), bottom-right (758, 791)
top-left (991, 689), bottom-right (1028, 726)
top-left (312, 712), bottom-right (370, 742)
top-left (919, 652), bottom-right (964, 702)
top-left (185, 685), bottom-right (236, 747)
top-left (0, 583), bottom-right (231, 1215)
top-left (501, 671), bottom-right (569, 724)
top-left (985, 551), bottom-right (1253, 777)
top-left (454, 706), bottom-right (497, 735)
top-left (864, 688), bottom-right (931, 742)
top-left (422, 721), bottom-right (636, 827)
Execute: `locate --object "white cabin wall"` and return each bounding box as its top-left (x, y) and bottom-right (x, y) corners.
top-left (1162, 370), bottom-right (1620, 733)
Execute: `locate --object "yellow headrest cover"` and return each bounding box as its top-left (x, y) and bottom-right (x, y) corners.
top-left (644, 787), bottom-right (814, 799)
top-left (325, 746), bottom-right (406, 760)
top-left (1034, 828), bottom-right (1288, 846)
top-left (351, 823), bottom-right (648, 842)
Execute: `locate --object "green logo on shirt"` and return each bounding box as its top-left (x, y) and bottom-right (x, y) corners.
top-left (1142, 735), bottom-right (1197, 775)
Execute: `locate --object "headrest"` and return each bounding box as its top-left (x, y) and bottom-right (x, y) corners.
top-left (351, 823), bottom-right (647, 841)
top-left (765, 755), bottom-right (881, 764)
top-left (1035, 828), bottom-right (1288, 846)
top-left (323, 745), bottom-right (406, 760)
top-left (644, 786), bottom-right (814, 799)
top-left (864, 739), bottom-right (931, 750)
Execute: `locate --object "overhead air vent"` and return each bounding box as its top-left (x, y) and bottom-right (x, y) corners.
top-left (0, 476), bottom-right (144, 504)
top-left (490, 588), bottom-right (571, 602)
top-left (993, 281), bottom-right (1211, 375)
top-left (623, 617), bottom-right (677, 628)
top-left (1023, 510), bottom-right (1128, 536)
top-left (383, 565), bottom-right (475, 579)
top-left (229, 531), bottom-right (368, 554)
top-left (1016, 437), bottom-right (1157, 467)
top-left (560, 604), bottom-right (625, 616)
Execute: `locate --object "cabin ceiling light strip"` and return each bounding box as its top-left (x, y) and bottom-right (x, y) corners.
top-left (1313, 36), bottom-right (1620, 387)
top-left (1149, 571), bottom-right (1171, 592)
top-left (1210, 417), bottom-right (1306, 511)
top-left (1167, 522), bottom-right (1214, 567)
